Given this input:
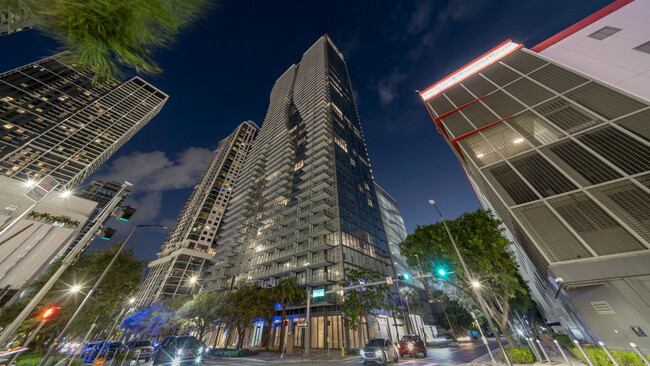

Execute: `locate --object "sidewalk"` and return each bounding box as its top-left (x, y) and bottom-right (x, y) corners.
top-left (207, 349), bottom-right (357, 364)
top-left (465, 344), bottom-right (584, 366)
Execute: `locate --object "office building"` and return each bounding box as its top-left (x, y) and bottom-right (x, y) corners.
top-left (1, 7), bottom-right (32, 36)
top-left (419, 0), bottom-right (650, 350)
top-left (0, 175), bottom-right (95, 307)
top-left (0, 52), bottom-right (168, 189)
top-left (64, 180), bottom-right (131, 257)
top-left (204, 36), bottom-right (394, 350)
top-left (135, 121), bottom-right (258, 307)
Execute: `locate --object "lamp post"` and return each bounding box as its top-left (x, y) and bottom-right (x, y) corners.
top-left (38, 224), bottom-right (167, 366)
top-left (429, 199), bottom-right (511, 366)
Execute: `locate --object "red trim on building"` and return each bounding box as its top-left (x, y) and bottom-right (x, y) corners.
top-left (531, 0), bottom-right (635, 53)
top-left (449, 116), bottom-right (513, 143)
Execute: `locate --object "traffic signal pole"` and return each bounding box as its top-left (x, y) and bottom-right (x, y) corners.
top-left (0, 182), bottom-right (133, 350)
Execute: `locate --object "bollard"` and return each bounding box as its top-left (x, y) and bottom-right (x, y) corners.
top-left (598, 342), bottom-right (620, 366)
top-left (528, 338), bottom-right (543, 362)
top-left (574, 340), bottom-right (594, 366)
top-left (554, 339), bottom-right (572, 366)
top-left (537, 339), bottom-right (552, 364)
top-left (630, 343), bottom-right (650, 366)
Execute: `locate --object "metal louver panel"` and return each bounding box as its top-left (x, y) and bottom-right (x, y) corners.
top-left (513, 202), bottom-right (592, 262)
top-left (459, 135), bottom-right (501, 167)
top-left (529, 64), bottom-right (589, 93)
top-left (614, 109), bottom-right (650, 143)
top-left (589, 180), bottom-right (650, 243)
top-left (506, 112), bottom-right (563, 146)
top-left (460, 101), bottom-right (499, 128)
top-left (440, 111), bottom-right (475, 138)
top-left (591, 301), bottom-right (615, 315)
top-left (504, 78), bottom-right (554, 107)
top-left (461, 74), bottom-right (497, 97)
top-left (546, 139), bottom-right (622, 185)
top-left (500, 50), bottom-right (548, 74)
top-left (511, 219), bottom-right (550, 273)
top-left (511, 152), bottom-right (577, 197)
top-left (483, 90), bottom-right (526, 118)
top-left (566, 82), bottom-right (646, 120)
top-left (445, 85), bottom-right (476, 106)
top-left (549, 192), bottom-right (645, 255)
top-left (578, 126), bottom-right (650, 175)
top-left (535, 97), bottom-right (600, 134)
top-left (480, 62), bottom-right (521, 86)
top-left (637, 174), bottom-right (650, 190)
top-left (427, 95), bottom-right (454, 116)
top-left (486, 162), bottom-right (539, 205)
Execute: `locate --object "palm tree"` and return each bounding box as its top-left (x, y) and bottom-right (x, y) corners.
top-left (7, 0), bottom-right (212, 81)
top-left (27, 211), bottom-right (38, 220)
top-left (271, 277), bottom-right (306, 352)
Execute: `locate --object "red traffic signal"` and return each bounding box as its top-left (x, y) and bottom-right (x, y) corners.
top-left (41, 307), bottom-right (60, 320)
top-left (327, 320), bottom-right (331, 326)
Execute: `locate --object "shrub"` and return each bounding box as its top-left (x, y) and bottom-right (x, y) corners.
top-left (209, 348), bottom-right (260, 357)
top-left (571, 347), bottom-right (648, 366)
top-left (550, 334), bottom-right (573, 351)
top-left (500, 347), bottom-right (535, 364)
top-left (15, 355), bottom-right (82, 366)
top-left (345, 348), bottom-right (360, 356)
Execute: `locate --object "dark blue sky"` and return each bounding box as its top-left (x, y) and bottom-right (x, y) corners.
top-left (0, 0), bottom-right (611, 260)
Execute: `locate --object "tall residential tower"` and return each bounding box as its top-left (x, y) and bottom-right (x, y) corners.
top-left (135, 122), bottom-right (258, 307)
top-left (0, 53), bottom-right (168, 189)
top-left (204, 36), bottom-right (393, 349)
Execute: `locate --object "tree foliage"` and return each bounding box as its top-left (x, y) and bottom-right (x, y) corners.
top-left (398, 209), bottom-right (531, 347)
top-left (340, 267), bottom-right (389, 331)
top-left (4, 0), bottom-right (212, 81)
top-left (270, 277), bottom-right (306, 352)
top-left (176, 292), bottom-right (221, 341)
top-left (432, 290), bottom-right (474, 337)
top-left (121, 301), bottom-right (180, 338)
top-left (0, 243), bottom-right (145, 346)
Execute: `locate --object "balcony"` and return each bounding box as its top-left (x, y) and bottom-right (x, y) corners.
top-left (310, 236), bottom-right (337, 252)
top-left (307, 253), bottom-right (339, 268)
top-left (309, 223), bottom-right (334, 238)
top-left (311, 210), bottom-right (334, 224)
top-left (311, 198), bottom-right (333, 212)
top-left (306, 273), bottom-right (339, 286)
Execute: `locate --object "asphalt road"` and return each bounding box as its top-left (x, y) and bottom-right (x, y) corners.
top-left (204, 340), bottom-right (501, 365)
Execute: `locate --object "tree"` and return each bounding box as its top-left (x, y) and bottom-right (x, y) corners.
top-left (0, 243), bottom-right (145, 347)
top-left (432, 290), bottom-right (474, 338)
top-left (270, 277), bottom-right (306, 352)
top-left (398, 209), bottom-right (530, 348)
top-left (4, 0), bottom-right (212, 81)
top-left (399, 288), bottom-right (424, 316)
top-left (248, 287), bottom-right (275, 350)
top-left (340, 268), bottom-right (389, 346)
top-left (121, 301), bottom-right (180, 339)
top-left (176, 293), bottom-right (221, 341)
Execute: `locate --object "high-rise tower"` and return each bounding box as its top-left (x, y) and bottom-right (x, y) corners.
top-left (135, 121), bottom-right (258, 307)
top-left (0, 53), bottom-right (168, 189)
top-left (204, 36), bottom-right (392, 349)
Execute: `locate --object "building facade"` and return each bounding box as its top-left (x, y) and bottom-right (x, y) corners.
top-left (135, 122), bottom-right (258, 307)
top-left (0, 175), bottom-right (96, 307)
top-left (1, 7), bottom-right (32, 36)
top-left (65, 180), bottom-right (131, 257)
top-left (0, 53), bottom-right (168, 189)
top-left (204, 36), bottom-right (393, 349)
top-left (420, 28), bottom-right (650, 350)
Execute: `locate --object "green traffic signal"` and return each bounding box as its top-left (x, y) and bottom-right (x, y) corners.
top-left (398, 274), bottom-right (411, 281)
top-left (437, 269), bottom-right (446, 276)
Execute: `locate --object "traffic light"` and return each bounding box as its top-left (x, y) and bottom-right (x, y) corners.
top-left (118, 206), bottom-right (137, 221)
top-left (398, 274), bottom-right (411, 281)
top-left (41, 307), bottom-right (60, 320)
top-left (327, 320), bottom-right (331, 326)
top-left (437, 268), bottom-right (447, 276)
top-left (101, 227), bottom-right (116, 240)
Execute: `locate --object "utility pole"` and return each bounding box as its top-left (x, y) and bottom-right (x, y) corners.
top-left (0, 182), bottom-right (133, 349)
top-left (429, 199), bottom-right (512, 366)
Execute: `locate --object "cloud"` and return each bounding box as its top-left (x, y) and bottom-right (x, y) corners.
top-left (339, 34), bottom-right (360, 59)
top-left (373, 68), bottom-right (408, 107)
top-left (447, 0), bottom-right (490, 21)
top-left (96, 147), bottom-right (213, 193)
top-left (407, 0), bottom-right (434, 34)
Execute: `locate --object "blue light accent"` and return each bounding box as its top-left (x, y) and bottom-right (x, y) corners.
top-left (102, 237), bottom-right (110, 240)
top-left (119, 218), bottom-right (129, 221)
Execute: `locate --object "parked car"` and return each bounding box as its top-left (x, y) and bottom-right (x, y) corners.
top-left (360, 337), bottom-right (399, 365)
top-left (96, 341), bottom-right (123, 360)
top-left (398, 334), bottom-right (427, 358)
top-left (79, 342), bottom-right (102, 363)
top-left (126, 340), bottom-right (155, 362)
top-left (152, 336), bottom-right (206, 366)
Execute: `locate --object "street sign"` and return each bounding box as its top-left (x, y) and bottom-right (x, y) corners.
top-left (297, 321), bottom-right (309, 328)
top-left (386, 276), bottom-right (393, 285)
top-left (313, 289), bottom-right (325, 298)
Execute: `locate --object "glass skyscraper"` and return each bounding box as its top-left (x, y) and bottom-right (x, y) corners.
top-left (0, 53), bottom-right (168, 189)
top-left (135, 121), bottom-right (258, 307)
top-left (204, 36), bottom-right (393, 349)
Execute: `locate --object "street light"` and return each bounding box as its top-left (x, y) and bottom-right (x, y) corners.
top-left (129, 298), bottom-right (135, 304)
top-left (69, 285), bottom-right (81, 293)
top-left (189, 276), bottom-right (197, 284)
top-left (60, 190), bottom-right (71, 198)
top-left (472, 281), bottom-right (481, 288)
top-left (429, 199), bottom-right (512, 366)
top-left (39, 224), bottom-right (168, 366)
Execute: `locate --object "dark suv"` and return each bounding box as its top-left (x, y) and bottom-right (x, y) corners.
top-left (152, 336), bottom-right (206, 366)
top-left (397, 334), bottom-right (427, 358)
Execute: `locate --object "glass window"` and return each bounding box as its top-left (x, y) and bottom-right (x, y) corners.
top-left (588, 26), bottom-right (622, 40)
top-left (506, 112), bottom-right (563, 146)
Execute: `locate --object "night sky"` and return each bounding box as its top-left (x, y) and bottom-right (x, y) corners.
top-left (0, 0), bottom-right (611, 260)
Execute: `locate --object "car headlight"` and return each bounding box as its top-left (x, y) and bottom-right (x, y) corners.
top-left (408, 343), bottom-right (414, 350)
top-left (195, 357), bottom-right (201, 363)
top-left (172, 358), bottom-right (180, 366)
top-left (198, 348), bottom-right (203, 354)
top-left (360, 350), bottom-right (365, 356)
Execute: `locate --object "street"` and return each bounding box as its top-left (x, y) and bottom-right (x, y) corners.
top-left (202, 340), bottom-right (500, 365)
